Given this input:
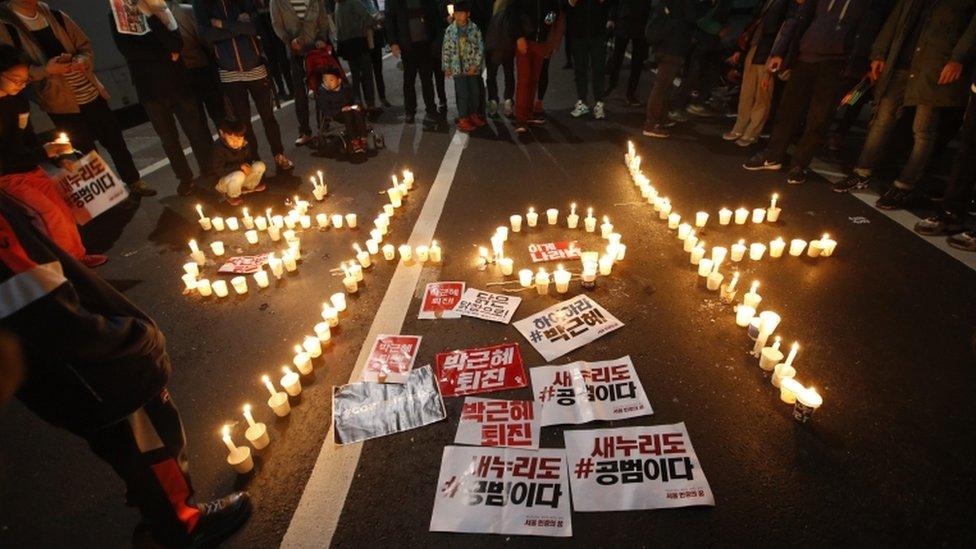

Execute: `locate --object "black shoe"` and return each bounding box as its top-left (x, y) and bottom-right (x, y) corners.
top-left (625, 95), bottom-right (641, 107)
top-left (832, 173), bottom-right (871, 193)
top-left (743, 152), bottom-right (782, 171)
top-left (786, 166), bottom-right (808, 185)
top-left (437, 103), bottom-right (448, 117)
top-left (118, 195), bottom-right (140, 210)
top-left (129, 180), bottom-right (157, 197)
top-left (642, 124), bottom-right (669, 138)
top-left (947, 230), bottom-right (976, 251)
top-left (380, 98), bottom-right (392, 108)
top-left (405, 113), bottom-right (416, 124)
top-left (177, 180), bottom-right (195, 196)
top-left (184, 492), bottom-right (252, 548)
top-left (914, 211), bottom-right (964, 236)
top-left (876, 186), bottom-right (912, 210)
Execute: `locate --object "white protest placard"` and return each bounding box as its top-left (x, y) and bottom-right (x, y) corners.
top-left (455, 288), bottom-right (521, 324)
top-left (109, 0), bottom-right (150, 35)
top-left (418, 281), bottom-right (464, 319)
top-left (455, 398), bottom-right (541, 449)
top-left (563, 423), bottom-right (715, 511)
top-left (530, 355), bottom-right (652, 426)
top-left (430, 446), bottom-right (572, 537)
top-left (55, 151), bottom-right (129, 225)
top-left (513, 295), bottom-right (623, 361)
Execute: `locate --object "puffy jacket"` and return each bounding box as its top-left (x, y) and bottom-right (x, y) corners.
top-left (565, 0), bottom-right (615, 41)
top-left (442, 20), bottom-right (485, 74)
top-left (193, 0), bottom-right (265, 72)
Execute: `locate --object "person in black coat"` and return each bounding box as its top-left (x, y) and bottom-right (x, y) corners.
top-left (605, 0), bottom-right (651, 105)
top-left (565, 0), bottom-right (615, 120)
top-left (386, 0), bottom-right (446, 123)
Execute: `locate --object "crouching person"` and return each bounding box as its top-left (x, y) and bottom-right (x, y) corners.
top-left (212, 119), bottom-right (266, 206)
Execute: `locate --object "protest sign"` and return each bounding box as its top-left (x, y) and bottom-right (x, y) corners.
top-left (333, 366), bottom-right (446, 444)
top-left (435, 342), bottom-right (527, 397)
top-left (419, 281), bottom-right (465, 319)
top-left (218, 254), bottom-right (269, 274)
top-left (363, 335), bottom-right (422, 383)
top-left (455, 398), bottom-right (540, 449)
top-left (563, 422), bottom-right (715, 511)
top-left (110, 0), bottom-right (150, 35)
top-left (513, 295), bottom-right (623, 361)
top-left (530, 356), bottom-right (653, 426)
top-left (430, 446), bottom-right (572, 537)
top-left (528, 240), bottom-right (581, 263)
top-left (455, 288), bottom-right (521, 324)
top-left (55, 151), bottom-right (129, 225)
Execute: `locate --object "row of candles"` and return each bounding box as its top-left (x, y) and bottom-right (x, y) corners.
top-left (218, 169), bottom-right (431, 472)
top-left (625, 142), bottom-right (823, 422)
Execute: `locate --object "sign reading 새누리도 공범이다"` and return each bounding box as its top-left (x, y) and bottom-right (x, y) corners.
top-left (454, 288), bottom-right (521, 324)
top-left (418, 281), bottom-right (465, 319)
top-left (528, 240), bottom-right (582, 263)
top-left (563, 422), bottom-right (715, 511)
top-left (530, 355), bottom-right (653, 426)
top-left (513, 295), bottom-right (623, 361)
top-left (429, 446), bottom-right (572, 537)
top-left (435, 342), bottom-right (527, 397)
top-left (362, 334), bottom-right (422, 383)
top-left (454, 398), bottom-right (541, 449)
top-left (55, 151), bottom-right (129, 225)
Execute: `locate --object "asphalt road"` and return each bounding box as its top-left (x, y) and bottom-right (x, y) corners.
top-left (1, 51), bottom-right (975, 548)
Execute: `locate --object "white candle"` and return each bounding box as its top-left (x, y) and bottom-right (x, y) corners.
top-left (331, 214), bottom-right (344, 228)
top-left (429, 241), bottom-right (442, 262)
top-left (616, 244), bottom-right (627, 261)
top-left (599, 255), bottom-right (614, 275)
top-left (221, 425), bottom-right (253, 473)
top-left (253, 269), bottom-right (269, 288)
top-left (759, 337), bottom-right (784, 371)
top-left (553, 265), bottom-right (571, 293)
top-left (283, 229), bottom-right (297, 244)
top-left (779, 377), bottom-right (803, 404)
top-left (743, 281), bottom-right (762, 308)
top-left (271, 214), bottom-right (284, 228)
top-left (689, 244), bottom-right (705, 265)
top-left (314, 322), bottom-right (332, 343)
top-left (183, 262), bottom-right (199, 276)
top-left (734, 207), bottom-right (749, 225)
top-left (789, 239), bottom-right (807, 256)
top-left (354, 244), bottom-right (372, 268)
top-left (343, 275), bottom-right (358, 293)
top-left (345, 213), bottom-right (358, 228)
top-left (750, 208), bottom-right (765, 224)
top-left (398, 244), bottom-right (412, 262)
top-left (197, 278), bottom-right (213, 297)
top-left (807, 238), bottom-right (824, 257)
top-left (731, 239), bottom-right (747, 262)
top-left (534, 268), bottom-right (550, 295)
top-left (567, 203), bottom-right (579, 228)
top-left (331, 292), bottom-right (347, 312)
top-left (749, 242), bottom-right (766, 260)
top-left (659, 200), bottom-right (672, 219)
top-left (282, 251), bottom-right (297, 272)
top-left (526, 207), bottom-right (538, 227)
top-left (752, 311), bottom-right (781, 355)
top-left (600, 216), bottom-right (613, 239)
top-left (268, 253), bottom-right (284, 279)
top-left (784, 342), bottom-right (799, 367)
top-left (500, 257), bottom-right (514, 276)
top-left (299, 215), bottom-right (312, 229)
top-left (695, 211), bottom-right (709, 228)
top-left (212, 280), bottom-right (229, 298)
top-left (188, 239), bottom-right (206, 266)
top-left (711, 246), bottom-right (728, 265)
top-left (196, 204), bottom-right (212, 230)
top-left (719, 207), bottom-right (732, 225)
top-left (518, 269), bottom-right (533, 288)
top-left (268, 224), bottom-right (281, 242)
top-left (546, 208), bottom-right (558, 225)
top-left (263, 375), bottom-right (291, 417)
top-left (181, 273), bottom-right (197, 292)
top-left (382, 244), bottom-right (396, 260)
top-left (280, 367), bottom-right (302, 396)
top-left (669, 213), bottom-right (682, 230)
top-left (242, 404), bottom-right (270, 449)
top-left (388, 186), bottom-right (402, 208)
top-left (244, 230), bottom-right (259, 245)
top-left (225, 217), bottom-right (239, 231)
top-left (683, 233), bottom-right (698, 253)
top-left (706, 270), bottom-right (723, 291)
top-left (510, 214), bottom-right (523, 232)
top-left (321, 304), bottom-right (339, 326)
top-left (316, 213), bottom-right (329, 228)
top-left (581, 260), bottom-right (597, 286)
top-left (255, 216), bottom-right (268, 231)
top-left (365, 239), bottom-right (379, 255)
top-left (819, 233), bottom-right (837, 256)
top-left (584, 208), bottom-right (596, 232)
top-left (677, 222), bottom-right (692, 239)
top-left (608, 233), bottom-right (622, 248)
top-left (231, 276), bottom-right (248, 294)
top-left (697, 258), bottom-right (713, 277)
top-left (769, 237), bottom-right (786, 258)
top-left (402, 169), bottom-right (414, 189)
top-left (303, 335), bottom-right (323, 359)
top-left (771, 363), bottom-right (796, 388)
top-left (794, 387), bottom-right (823, 422)
top-left (212, 217), bottom-right (225, 231)
top-left (735, 305), bottom-right (756, 327)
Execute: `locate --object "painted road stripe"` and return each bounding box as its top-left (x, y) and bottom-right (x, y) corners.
top-left (281, 130), bottom-right (470, 548)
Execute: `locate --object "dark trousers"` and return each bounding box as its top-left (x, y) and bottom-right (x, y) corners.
top-left (434, 63), bottom-right (448, 106)
top-left (943, 93), bottom-right (976, 214)
top-left (369, 43), bottom-right (387, 100)
top-left (672, 41), bottom-right (721, 110)
top-left (644, 53), bottom-right (684, 127)
top-left (142, 92), bottom-right (214, 183)
top-left (289, 53), bottom-right (312, 135)
top-left (606, 34), bottom-right (647, 97)
top-left (571, 36), bottom-right (607, 103)
top-left (188, 66), bottom-right (226, 129)
top-left (222, 76), bottom-right (285, 158)
top-left (538, 56), bottom-right (551, 101)
top-left (402, 42), bottom-right (437, 115)
top-left (49, 97), bottom-right (140, 185)
top-left (765, 60), bottom-right (846, 169)
top-left (454, 74), bottom-right (480, 118)
top-left (487, 53), bottom-right (515, 101)
top-left (345, 51), bottom-right (377, 108)
top-left (258, 12), bottom-right (290, 96)
top-left (86, 390), bottom-right (200, 539)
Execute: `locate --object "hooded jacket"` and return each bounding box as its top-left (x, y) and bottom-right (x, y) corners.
top-left (269, 0), bottom-right (333, 48)
top-left (565, 0), bottom-right (615, 41)
top-left (193, 0), bottom-right (265, 72)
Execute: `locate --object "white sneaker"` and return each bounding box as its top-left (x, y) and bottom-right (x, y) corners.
top-left (294, 134), bottom-right (312, 146)
top-left (502, 99), bottom-right (514, 117)
top-left (571, 100), bottom-right (590, 118)
top-left (593, 101), bottom-right (606, 120)
top-left (487, 100), bottom-right (498, 116)
top-left (722, 131), bottom-right (741, 141)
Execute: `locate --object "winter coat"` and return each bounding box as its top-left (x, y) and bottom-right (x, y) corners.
top-left (211, 138), bottom-right (256, 175)
top-left (872, 0), bottom-right (976, 107)
top-left (334, 0), bottom-right (372, 54)
top-left (442, 20), bottom-right (485, 74)
top-left (316, 80), bottom-right (357, 118)
top-left (0, 2), bottom-right (109, 114)
top-left (170, 1), bottom-right (214, 70)
top-left (645, 0), bottom-right (711, 58)
top-left (565, 0), bottom-right (615, 41)
top-left (269, 0), bottom-right (332, 47)
top-left (110, 14), bottom-right (194, 101)
top-left (193, 0), bottom-right (265, 72)
top-left (511, 0), bottom-right (563, 43)
top-left (611, 0), bottom-right (651, 39)
top-left (385, 0), bottom-right (444, 54)
top-left (486, 0), bottom-right (518, 60)
top-left (736, 0), bottom-right (791, 65)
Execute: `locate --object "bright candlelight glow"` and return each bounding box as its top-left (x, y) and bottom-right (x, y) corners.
top-left (785, 342), bottom-right (799, 366)
top-left (195, 204), bottom-right (205, 220)
top-left (771, 193), bottom-right (779, 209)
top-left (719, 207), bottom-right (732, 225)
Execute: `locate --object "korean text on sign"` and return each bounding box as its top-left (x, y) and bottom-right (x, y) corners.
top-left (419, 281), bottom-right (465, 319)
top-left (530, 355), bottom-right (653, 426)
top-left (55, 151), bottom-right (129, 225)
top-left (528, 241), bottom-right (582, 263)
top-left (455, 398), bottom-right (541, 449)
top-left (363, 334), bottom-right (422, 384)
top-left (430, 446), bottom-right (572, 537)
top-left (563, 423), bottom-right (714, 511)
top-left (435, 342), bottom-right (527, 397)
top-left (454, 288), bottom-right (522, 324)
top-left (513, 295), bottom-right (624, 361)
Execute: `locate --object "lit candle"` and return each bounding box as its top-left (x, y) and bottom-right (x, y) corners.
top-left (303, 335), bottom-right (323, 359)
top-left (518, 268), bottom-right (533, 288)
top-left (212, 216), bottom-right (225, 231)
top-left (398, 244), bottom-right (413, 262)
top-left (221, 425), bottom-right (253, 473)
top-left (600, 216), bottom-right (613, 239)
top-left (280, 367), bottom-right (302, 396)
top-left (255, 216), bottom-right (268, 231)
top-left (677, 222), bottom-right (692, 239)
top-left (599, 254), bottom-right (614, 275)
top-left (242, 404), bottom-right (270, 449)
top-left (414, 245), bottom-right (429, 263)
top-left (669, 213), bottom-right (682, 230)
top-left (616, 244), bottom-right (627, 261)
top-left (345, 213), bottom-right (358, 228)
top-left (282, 251), bottom-right (297, 272)
top-left (382, 244), bottom-right (396, 260)
top-left (510, 214), bottom-right (523, 232)
top-left (343, 274), bottom-right (358, 293)
top-left (526, 207), bottom-right (538, 227)
top-left (608, 233), bottom-right (622, 248)
top-left (807, 238), bottom-right (824, 257)
top-left (197, 278), bottom-right (212, 296)
top-left (429, 240), bottom-right (442, 262)
top-left (212, 280), bottom-right (229, 298)
top-left (658, 199), bottom-right (672, 219)
top-left (262, 375), bottom-right (291, 417)
top-left (567, 203), bottom-right (579, 228)
top-left (581, 260), bottom-right (597, 288)
top-left (299, 215), bottom-right (312, 229)
top-left (355, 244), bottom-right (372, 268)
top-left (314, 322), bottom-right (332, 343)
top-left (719, 207), bottom-right (732, 225)
top-left (752, 311), bottom-right (781, 355)
top-left (767, 193), bottom-right (781, 222)
top-left (779, 377), bottom-right (803, 404)
top-left (500, 257), bottom-right (514, 276)
top-left (697, 258), bottom-right (713, 277)
top-left (720, 271), bottom-right (740, 303)
top-left (188, 239), bottom-right (206, 266)
top-left (331, 292), bottom-right (347, 312)
top-left (241, 229), bottom-right (257, 245)
top-left (734, 207), bottom-right (749, 225)
top-left (553, 264), bottom-right (571, 293)
top-left (751, 208), bottom-right (766, 224)
top-left (695, 211), bottom-right (709, 228)
top-left (366, 239), bottom-right (379, 255)
top-left (749, 242), bottom-right (766, 260)
top-left (268, 253), bottom-right (284, 279)
top-left (706, 268), bottom-right (723, 291)
top-left (735, 305), bottom-right (756, 327)
top-left (784, 342), bottom-right (799, 367)
top-left (711, 246), bottom-right (728, 265)
top-left (312, 178), bottom-right (327, 201)
top-left (490, 234), bottom-right (504, 259)
top-left (789, 239), bottom-right (807, 256)
top-left (387, 186), bottom-right (402, 208)
top-left (546, 208), bottom-right (558, 225)
top-left (794, 387), bottom-right (823, 423)
top-left (743, 281), bottom-right (762, 309)
top-left (268, 224), bottom-right (281, 242)
top-left (321, 304), bottom-right (339, 326)
top-left (231, 276), bottom-right (248, 294)
top-left (731, 239), bottom-right (747, 262)
top-left (271, 214), bottom-right (284, 228)
top-left (771, 363), bottom-right (796, 388)
top-left (402, 169), bottom-right (414, 189)
top-left (196, 204), bottom-right (212, 230)
top-left (226, 217), bottom-right (239, 231)
top-left (819, 233), bottom-right (837, 256)
top-left (769, 237), bottom-right (786, 258)
top-left (689, 242), bottom-right (705, 265)
top-left (315, 213), bottom-right (328, 228)
top-left (759, 336), bottom-right (784, 371)
top-left (683, 232), bottom-right (698, 252)
top-left (534, 268), bottom-right (550, 295)
top-left (332, 214), bottom-right (344, 228)
top-left (183, 262), bottom-right (199, 276)
top-left (181, 273), bottom-right (197, 292)
top-left (253, 268), bottom-right (269, 288)
top-left (584, 208), bottom-right (596, 232)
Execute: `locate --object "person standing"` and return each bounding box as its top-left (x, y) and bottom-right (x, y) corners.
top-left (442, 1), bottom-right (485, 131)
top-left (386, 0), bottom-right (442, 123)
top-left (362, 0), bottom-right (391, 107)
top-left (485, 0), bottom-right (516, 117)
top-left (270, 0), bottom-right (333, 145)
top-left (256, 0), bottom-right (293, 100)
top-left (170, 0), bottom-right (227, 129)
top-left (830, 0), bottom-right (976, 208)
top-left (196, 0), bottom-right (294, 172)
top-left (605, 0), bottom-right (650, 106)
top-left (334, 0), bottom-right (379, 110)
top-left (0, 0), bottom-right (154, 199)
top-left (566, 0), bottom-right (614, 120)
top-left (111, 4), bottom-right (215, 197)
top-left (509, 0), bottom-right (564, 133)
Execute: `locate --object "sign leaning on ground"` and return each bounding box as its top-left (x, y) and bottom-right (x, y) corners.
top-left (530, 356), bottom-right (653, 426)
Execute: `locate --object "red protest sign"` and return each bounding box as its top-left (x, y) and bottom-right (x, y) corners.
top-left (218, 254), bottom-right (269, 274)
top-left (364, 334), bottom-right (422, 383)
top-left (435, 342), bottom-right (527, 397)
top-left (528, 241), bottom-right (581, 263)
top-left (419, 281), bottom-right (465, 319)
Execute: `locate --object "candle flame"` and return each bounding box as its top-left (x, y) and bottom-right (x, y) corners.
top-left (243, 403), bottom-right (251, 414)
top-left (822, 233), bottom-right (830, 240)
top-left (751, 281), bottom-right (760, 292)
top-left (603, 216), bottom-right (609, 223)
top-left (282, 366), bottom-right (293, 375)
top-left (738, 239), bottom-right (745, 245)
top-left (528, 207), bottom-right (535, 213)
top-left (222, 424), bottom-right (231, 438)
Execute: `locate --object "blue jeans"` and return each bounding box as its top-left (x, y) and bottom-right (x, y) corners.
top-left (453, 74), bottom-right (481, 119)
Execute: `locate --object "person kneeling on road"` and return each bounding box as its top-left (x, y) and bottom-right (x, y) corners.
top-left (212, 119), bottom-right (267, 206)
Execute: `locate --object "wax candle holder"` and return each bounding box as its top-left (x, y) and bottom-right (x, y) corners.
top-left (719, 282), bottom-right (737, 304)
top-left (793, 388), bottom-right (822, 422)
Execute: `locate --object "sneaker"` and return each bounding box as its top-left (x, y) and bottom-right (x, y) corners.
top-left (80, 254), bottom-right (108, 268)
top-left (438, 103), bottom-right (448, 117)
top-left (742, 152), bottom-right (782, 171)
top-left (947, 230), bottom-right (976, 252)
top-left (570, 100), bottom-right (589, 118)
top-left (227, 196), bottom-right (244, 206)
top-left (502, 99), bottom-right (514, 117)
top-left (405, 113), bottom-right (416, 124)
top-left (514, 124), bottom-right (528, 134)
top-left (735, 136), bottom-right (757, 147)
top-left (786, 166), bottom-right (808, 185)
top-left (686, 103), bottom-right (715, 117)
top-left (275, 154), bottom-right (294, 172)
top-left (380, 97), bottom-right (392, 108)
top-left (469, 114), bottom-right (487, 127)
top-left (128, 180), bottom-right (157, 197)
top-left (914, 211), bottom-right (964, 236)
top-left (487, 100), bottom-right (498, 116)
top-left (722, 131), bottom-right (742, 141)
top-left (875, 185), bottom-right (912, 210)
top-left (527, 115), bottom-right (546, 125)
top-left (175, 491), bottom-right (251, 548)
top-left (642, 124), bottom-right (669, 138)
top-left (177, 180), bottom-right (195, 196)
top-left (456, 117), bottom-right (477, 133)
top-left (593, 101), bottom-right (606, 120)
top-left (294, 133), bottom-right (312, 146)
top-left (668, 110), bottom-right (688, 122)
top-left (832, 173), bottom-right (871, 193)
top-left (625, 95), bottom-right (641, 107)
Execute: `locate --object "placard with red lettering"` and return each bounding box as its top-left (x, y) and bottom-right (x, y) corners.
top-left (363, 334), bottom-right (422, 383)
top-left (429, 446), bottom-right (572, 537)
top-left (563, 423), bottom-right (714, 511)
top-left (528, 240), bottom-right (581, 263)
top-left (435, 342), bottom-right (527, 397)
top-left (454, 288), bottom-right (521, 324)
top-left (110, 0), bottom-right (150, 35)
top-left (455, 398), bottom-right (541, 449)
top-left (218, 254), bottom-right (270, 274)
top-left (530, 355), bottom-right (652, 426)
top-left (55, 151), bottom-right (129, 225)
top-left (419, 281), bottom-right (465, 319)
top-left (513, 295), bottom-right (624, 361)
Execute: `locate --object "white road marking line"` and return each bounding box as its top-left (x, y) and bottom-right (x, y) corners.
top-left (280, 130), bottom-right (469, 548)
